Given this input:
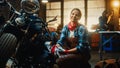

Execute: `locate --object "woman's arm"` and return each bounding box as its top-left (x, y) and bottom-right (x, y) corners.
top-left (65, 25), bottom-right (89, 54)
top-left (76, 25), bottom-right (89, 53)
top-left (57, 26), bottom-right (67, 46)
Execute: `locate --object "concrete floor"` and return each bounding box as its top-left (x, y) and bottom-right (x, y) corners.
top-left (89, 48), bottom-right (120, 68)
top-left (6, 47), bottom-right (120, 68)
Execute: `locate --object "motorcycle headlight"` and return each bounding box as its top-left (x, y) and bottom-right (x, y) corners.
top-left (21, 0), bottom-right (40, 14)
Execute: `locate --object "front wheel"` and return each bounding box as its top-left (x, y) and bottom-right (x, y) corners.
top-left (0, 33), bottom-right (17, 67)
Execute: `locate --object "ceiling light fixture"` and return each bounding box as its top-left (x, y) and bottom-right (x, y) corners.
top-left (42, 0), bottom-right (48, 3)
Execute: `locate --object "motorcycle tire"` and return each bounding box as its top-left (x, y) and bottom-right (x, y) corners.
top-left (0, 33), bottom-right (17, 68)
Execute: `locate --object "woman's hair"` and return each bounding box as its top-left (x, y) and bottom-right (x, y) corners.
top-left (102, 9), bottom-right (114, 17)
top-left (71, 8), bottom-right (82, 19)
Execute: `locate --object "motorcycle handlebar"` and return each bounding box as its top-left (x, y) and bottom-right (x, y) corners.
top-left (47, 15), bottom-right (57, 23)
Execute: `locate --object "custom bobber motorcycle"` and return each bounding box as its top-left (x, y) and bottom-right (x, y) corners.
top-left (0, 0), bottom-right (57, 68)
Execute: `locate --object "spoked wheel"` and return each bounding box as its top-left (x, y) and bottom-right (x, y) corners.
top-left (0, 33), bottom-right (17, 68)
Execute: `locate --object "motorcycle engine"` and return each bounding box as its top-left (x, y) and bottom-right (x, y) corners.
top-left (15, 13), bottom-right (26, 26)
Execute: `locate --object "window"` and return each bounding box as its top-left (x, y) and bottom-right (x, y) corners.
top-left (46, 2), bottom-right (61, 29)
top-left (46, 0), bottom-right (105, 32)
top-left (88, 0), bottom-right (105, 31)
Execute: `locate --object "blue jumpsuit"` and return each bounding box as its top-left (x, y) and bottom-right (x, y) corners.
top-left (56, 24), bottom-right (91, 68)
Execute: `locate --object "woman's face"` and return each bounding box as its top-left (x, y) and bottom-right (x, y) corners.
top-left (106, 13), bottom-right (110, 18)
top-left (70, 9), bottom-right (81, 22)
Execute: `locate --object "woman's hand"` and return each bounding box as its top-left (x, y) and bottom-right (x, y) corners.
top-left (51, 44), bottom-right (66, 56)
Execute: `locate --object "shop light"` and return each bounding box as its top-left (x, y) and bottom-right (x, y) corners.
top-left (42, 0), bottom-right (48, 3)
top-left (113, 1), bottom-right (119, 7)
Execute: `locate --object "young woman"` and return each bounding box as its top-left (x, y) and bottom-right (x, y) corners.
top-left (51, 8), bottom-right (91, 68)
top-left (99, 10), bottom-right (114, 31)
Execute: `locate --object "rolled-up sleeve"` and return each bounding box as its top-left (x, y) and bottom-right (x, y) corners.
top-left (76, 26), bottom-right (89, 53)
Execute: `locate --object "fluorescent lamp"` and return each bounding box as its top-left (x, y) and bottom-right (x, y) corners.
top-left (42, 0), bottom-right (48, 3)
